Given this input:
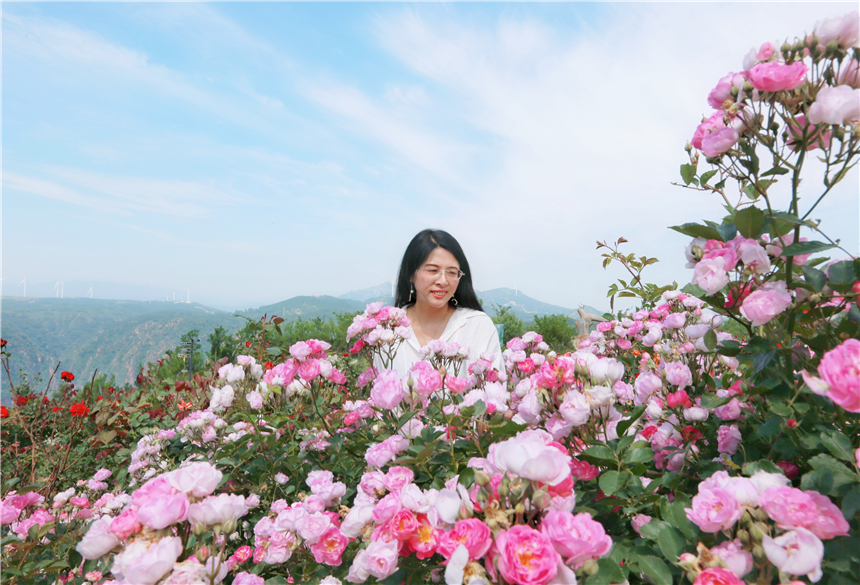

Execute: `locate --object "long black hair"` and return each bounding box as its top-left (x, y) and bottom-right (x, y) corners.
top-left (394, 229), bottom-right (484, 312)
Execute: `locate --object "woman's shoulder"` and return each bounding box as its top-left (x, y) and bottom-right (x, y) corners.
top-left (452, 308), bottom-right (495, 329)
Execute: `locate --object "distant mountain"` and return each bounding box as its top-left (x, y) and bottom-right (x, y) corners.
top-left (237, 296), bottom-right (366, 322)
top-left (340, 283), bottom-right (394, 302)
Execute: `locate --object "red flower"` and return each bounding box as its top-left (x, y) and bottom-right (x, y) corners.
top-left (245, 341), bottom-right (252, 348)
top-left (69, 403), bottom-right (89, 417)
top-left (0, 338), bottom-right (7, 348)
top-left (15, 395), bottom-right (30, 407)
top-left (42, 397), bottom-right (49, 405)
top-left (640, 425), bottom-right (659, 439)
top-left (0, 406), bottom-right (8, 418)
top-left (776, 461), bottom-right (799, 479)
top-left (264, 361), bottom-right (274, 371)
top-left (60, 371), bottom-right (75, 382)
top-left (52, 407), bottom-right (60, 413)
top-left (682, 426), bottom-right (704, 443)
top-left (787, 418), bottom-right (798, 429)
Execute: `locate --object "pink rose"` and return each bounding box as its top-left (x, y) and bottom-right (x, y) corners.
top-left (664, 361), bottom-right (693, 389)
top-left (410, 361), bottom-right (442, 395)
top-left (540, 510), bottom-right (612, 564)
top-left (814, 11), bottom-right (860, 48)
top-left (383, 466), bottom-right (414, 492)
top-left (370, 370), bottom-right (405, 410)
top-left (167, 462), bottom-right (223, 498)
top-left (365, 435), bottom-right (410, 469)
top-left (710, 539), bottom-right (753, 579)
top-left (372, 492), bottom-right (402, 524)
top-left (760, 486), bottom-right (819, 528)
top-left (740, 282), bottom-right (792, 326)
top-left (692, 111), bottom-right (726, 150)
top-left (298, 359), bottom-right (321, 381)
top-left (0, 502), bottom-right (20, 525)
top-left (762, 527), bottom-right (823, 582)
top-left (808, 85), bottom-right (860, 125)
top-left (437, 518), bottom-right (493, 560)
top-left (839, 59), bottom-right (860, 88)
top-left (685, 488), bottom-right (742, 532)
top-left (631, 514), bottom-right (652, 537)
top-left (109, 508), bottom-right (141, 540)
top-left (747, 61), bottom-right (808, 92)
top-left (496, 525), bottom-right (560, 585)
top-left (692, 258), bottom-right (729, 295)
top-left (297, 511), bottom-right (332, 545)
top-left (491, 431), bottom-right (572, 486)
top-left (76, 517), bottom-right (120, 559)
top-left (188, 493), bottom-right (247, 529)
top-left (806, 491), bottom-right (850, 539)
top-left (233, 572), bottom-right (265, 585)
top-left (702, 127), bottom-right (740, 158)
top-left (363, 539), bottom-right (399, 580)
top-left (137, 492), bottom-right (190, 530)
top-left (310, 527), bottom-right (348, 566)
top-left (717, 424), bottom-right (742, 455)
top-left (111, 536), bottom-right (183, 585)
top-left (817, 339), bottom-right (860, 413)
top-left (786, 115), bottom-right (832, 151)
top-left (694, 567), bottom-right (745, 585)
top-left (708, 72), bottom-right (744, 110)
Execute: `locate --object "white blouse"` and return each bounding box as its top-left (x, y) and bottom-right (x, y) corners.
top-left (377, 308), bottom-right (504, 377)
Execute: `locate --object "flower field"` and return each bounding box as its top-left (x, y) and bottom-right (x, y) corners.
top-left (1, 12), bottom-right (859, 585)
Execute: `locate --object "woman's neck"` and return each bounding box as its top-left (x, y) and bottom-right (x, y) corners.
top-left (410, 302), bottom-right (452, 325)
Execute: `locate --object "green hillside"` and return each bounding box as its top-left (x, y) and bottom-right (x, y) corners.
top-left (1, 298), bottom-right (242, 392)
top-left (237, 295), bottom-right (366, 322)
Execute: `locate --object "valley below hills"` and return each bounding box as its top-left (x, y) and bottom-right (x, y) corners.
top-left (1, 285), bottom-right (602, 394)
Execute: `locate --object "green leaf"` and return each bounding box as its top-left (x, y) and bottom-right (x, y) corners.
top-left (623, 448), bottom-right (654, 465)
top-left (637, 555), bottom-right (674, 585)
top-left (598, 470), bottom-right (626, 496)
top-left (657, 525), bottom-right (686, 562)
top-left (802, 265), bottom-right (827, 292)
top-left (743, 183), bottom-right (761, 200)
top-left (97, 430), bottom-right (117, 444)
top-left (769, 402), bottom-right (792, 417)
top-left (820, 431), bottom-right (855, 462)
top-left (669, 223), bottom-right (722, 241)
top-left (680, 163), bottom-right (697, 185)
top-left (703, 328), bottom-right (718, 351)
top-left (265, 578), bottom-right (290, 585)
top-left (761, 166), bottom-right (790, 176)
top-left (734, 206), bottom-right (765, 238)
top-left (714, 222), bottom-right (737, 242)
top-left (743, 460), bottom-right (783, 476)
top-left (828, 260), bottom-right (858, 287)
top-left (700, 169), bottom-right (718, 185)
top-left (842, 486), bottom-right (860, 520)
top-left (782, 240), bottom-right (835, 256)
top-left (716, 339), bottom-right (741, 356)
top-left (584, 557), bottom-right (626, 585)
top-left (616, 405), bottom-right (646, 437)
top-left (756, 417), bottom-right (781, 438)
top-left (581, 445), bottom-right (616, 463)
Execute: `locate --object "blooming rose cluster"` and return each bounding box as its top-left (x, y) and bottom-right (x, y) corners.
top-left (255, 340), bottom-right (347, 402)
top-left (684, 470), bottom-right (848, 582)
top-left (692, 13), bottom-right (859, 159)
top-left (346, 302), bottom-right (412, 355)
top-left (801, 338), bottom-right (860, 413)
top-left (75, 462), bottom-right (243, 585)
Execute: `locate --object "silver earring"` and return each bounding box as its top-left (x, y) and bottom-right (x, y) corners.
top-left (409, 283), bottom-right (414, 303)
top-left (451, 297), bottom-right (458, 306)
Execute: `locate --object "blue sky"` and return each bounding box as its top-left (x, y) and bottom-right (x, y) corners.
top-left (2, 2), bottom-right (858, 312)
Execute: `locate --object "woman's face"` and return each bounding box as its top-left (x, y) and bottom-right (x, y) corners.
top-left (412, 247), bottom-right (461, 309)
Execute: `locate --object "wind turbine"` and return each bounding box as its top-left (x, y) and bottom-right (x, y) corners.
top-left (61, 282), bottom-right (64, 299)
top-left (87, 287), bottom-right (93, 298)
top-left (19, 278), bottom-right (27, 297)
top-left (55, 281), bottom-right (61, 298)
top-left (186, 290), bottom-right (190, 303)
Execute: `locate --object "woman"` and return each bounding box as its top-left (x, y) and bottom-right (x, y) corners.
top-left (386, 229), bottom-right (503, 376)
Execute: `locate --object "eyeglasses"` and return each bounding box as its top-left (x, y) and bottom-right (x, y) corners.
top-left (420, 265), bottom-right (465, 281)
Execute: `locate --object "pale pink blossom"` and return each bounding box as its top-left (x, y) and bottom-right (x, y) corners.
top-left (540, 510), bottom-right (612, 564)
top-left (363, 539), bottom-right (399, 580)
top-left (808, 85), bottom-right (860, 125)
top-left (664, 361), bottom-right (693, 389)
top-left (109, 508), bottom-right (141, 540)
top-left (167, 462), bottom-right (223, 498)
top-left (76, 517), bottom-right (120, 559)
top-left (740, 282), bottom-right (792, 326)
top-left (685, 488), bottom-right (743, 532)
top-left (817, 339), bottom-right (860, 413)
top-left (370, 370), bottom-right (405, 410)
top-left (711, 539), bottom-right (753, 578)
top-left (693, 259), bottom-right (730, 295)
top-left (491, 431), bottom-right (572, 486)
top-left (762, 527), bottom-right (824, 582)
top-left (111, 536), bottom-right (183, 585)
top-left (814, 11), bottom-right (860, 48)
